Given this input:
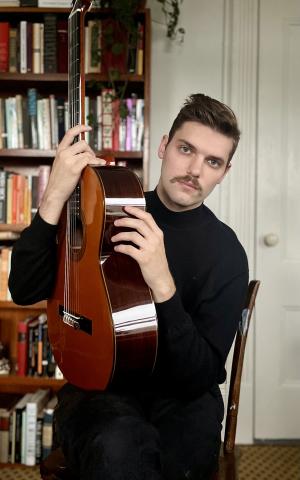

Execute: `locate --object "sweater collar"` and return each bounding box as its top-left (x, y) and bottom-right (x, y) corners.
top-left (145, 189), bottom-right (209, 228)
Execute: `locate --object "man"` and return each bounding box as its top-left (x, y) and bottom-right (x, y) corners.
top-left (9, 93), bottom-right (248, 480)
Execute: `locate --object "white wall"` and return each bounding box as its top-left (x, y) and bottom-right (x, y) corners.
top-left (147, 0), bottom-right (225, 219)
top-left (146, 0), bottom-right (259, 444)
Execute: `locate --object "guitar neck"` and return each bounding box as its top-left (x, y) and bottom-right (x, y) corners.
top-left (68, 0), bottom-right (92, 130)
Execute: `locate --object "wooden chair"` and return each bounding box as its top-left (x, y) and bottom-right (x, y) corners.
top-left (40, 280), bottom-right (260, 480)
top-left (212, 279), bottom-right (260, 479)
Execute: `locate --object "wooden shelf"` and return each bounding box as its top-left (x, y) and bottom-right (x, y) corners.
top-left (0, 7), bottom-right (71, 12)
top-left (0, 375), bottom-right (65, 394)
top-left (0, 223), bottom-right (29, 233)
top-left (0, 72), bottom-right (144, 83)
top-left (0, 300), bottom-right (47, 309)
top-left (0, 149), bottom-right (143, 159)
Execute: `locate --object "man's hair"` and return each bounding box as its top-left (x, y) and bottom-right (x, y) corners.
top-left (167, 94), bottom-right (241, 162)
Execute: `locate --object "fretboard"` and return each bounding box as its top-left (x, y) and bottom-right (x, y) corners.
top-left (68, 9), bottom-right (81, 130)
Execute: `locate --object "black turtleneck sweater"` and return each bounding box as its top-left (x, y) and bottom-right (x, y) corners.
top-left (9, 190), bottom-right (248, 400)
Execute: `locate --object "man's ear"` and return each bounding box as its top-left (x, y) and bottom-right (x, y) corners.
top-left (158, 135), bottom-right (168, 159)
top-left (217, 162), bottom-right (232, 184)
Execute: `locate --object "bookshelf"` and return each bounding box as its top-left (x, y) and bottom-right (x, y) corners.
top-left (0, 4), bottom-right (151, 468)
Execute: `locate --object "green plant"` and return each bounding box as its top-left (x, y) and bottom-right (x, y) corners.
top-left (156, 0), bottom-right (185, 41)
top-left (94, 0), bottom-right (185, 41)
top-left (88, 0), bottom-right (184, 123)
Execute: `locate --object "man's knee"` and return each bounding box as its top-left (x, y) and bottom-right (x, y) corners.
top-left (80, 416), bottom-right (162, 479)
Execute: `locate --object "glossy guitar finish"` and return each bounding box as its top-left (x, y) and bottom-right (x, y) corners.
top-left (47, 0), bottom-right (158, 390)
top-left (47, 166), bottom-right (158, 390)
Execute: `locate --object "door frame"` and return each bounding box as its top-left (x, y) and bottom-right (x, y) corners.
top-left (220, 0), bottom-right (259, 443)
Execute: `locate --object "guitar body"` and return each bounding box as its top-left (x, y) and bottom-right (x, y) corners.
top-left (47, 166), bottom-right (158, 390)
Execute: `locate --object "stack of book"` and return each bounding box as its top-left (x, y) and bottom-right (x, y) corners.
top-left (16, 313), bottom-right (58, 378)
top-left (0, 390), bottom-right (57, 465)
top-left (0, 165), bottom-right (50, 225)
top-left (0, 89), bottom-right (144, 153)
top-left (0, 17), bottom-right (144, 76)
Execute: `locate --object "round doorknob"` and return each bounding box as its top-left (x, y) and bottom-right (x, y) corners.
top-left (263, 233), bottom-right (279, 247)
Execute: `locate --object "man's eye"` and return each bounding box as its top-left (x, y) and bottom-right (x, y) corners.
top-left (207, 158), bottom-right (220, 168)
top-left (179, 145), bottom-right (191, 154)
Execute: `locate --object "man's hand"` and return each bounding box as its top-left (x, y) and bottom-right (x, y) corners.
top-left (111, 206), bottom-right (176, 303)
top-left (39, 125), bottom-right (106, 225)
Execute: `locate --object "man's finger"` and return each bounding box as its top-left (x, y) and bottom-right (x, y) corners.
top-left (58, 125), bottom-right (92, 151)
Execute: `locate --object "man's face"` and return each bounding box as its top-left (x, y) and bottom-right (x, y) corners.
top-left (156, 121), bottom-right (233, 212)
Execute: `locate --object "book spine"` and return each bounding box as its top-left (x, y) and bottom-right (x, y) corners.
top-left (5, 97), bottom-right (18, 149)
top-left (57, 20), bottom-right (68, 73)
top-left (17, 319), bottom-right (29, 376)
top-left (0, 412), bottom-right (10, 463)
top-left (0, 247), bottom-right (10, 301)
top-left (42, 409), bottom-right (54, 459)
top-left (25, 402), bottom-right (37, 465)
top-left (0, 170), bottom-right (7, 223)
top-left (9, 27), bottom-right (17, 73)
top-left (8, 410), bottom-right (16, 463)
top-left (26, 22), bottom-right (33, 73)
top-left (136, 22), bottom-right (144, 76)
top-left (102, 89), bottom-right (113, 150)
top-left (44, 14), bottom-right (57, 73)
top-left (32, 23), bottom-right (41, 74)
top-left (126, 98), bottom-right (132, 151)
top-left (0, 98), bottom-right (7, 149)
top-left (20, 21), bottom-right (27, 73)
top-left (16, 94), bottom-right (24, 149)
top-left (0, 22), bottom-right (9, 72)
top-left (27, 88), bottom-right (38, 149)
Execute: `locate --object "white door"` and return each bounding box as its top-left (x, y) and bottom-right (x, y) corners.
top-left (255, 0), bottom-right (300, 439)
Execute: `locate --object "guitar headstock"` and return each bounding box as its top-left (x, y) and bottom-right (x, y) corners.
top-left (71, 0), bottom-right (93, 13)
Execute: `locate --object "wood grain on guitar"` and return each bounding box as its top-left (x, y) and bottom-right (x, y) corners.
top-left (47, 0), bottom-right (158, 391)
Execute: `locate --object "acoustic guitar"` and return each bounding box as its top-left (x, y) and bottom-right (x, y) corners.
top-left (47, 0), bottom-right (158, 390)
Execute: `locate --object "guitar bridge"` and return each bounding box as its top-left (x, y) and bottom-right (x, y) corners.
top-left (59, 305), bottom-right (92, 335)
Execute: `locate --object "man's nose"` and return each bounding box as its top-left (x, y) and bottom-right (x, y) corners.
top-left (187, 157), bottom-right (205, 178)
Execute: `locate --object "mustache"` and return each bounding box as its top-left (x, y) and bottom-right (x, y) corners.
top-left (170, 175), bottom-right (202, 191)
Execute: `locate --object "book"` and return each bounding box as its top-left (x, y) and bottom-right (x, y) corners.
top-left (0, 393), bottom-right (22, 463)
top-left (20, 0), bottom-right (38, 5)
top-left (8, 27), bottom-right (18, 73)
top-left (27, 316), bottom-right (40, 376)
top-left (44, 14), bottom-right (57, 73)
top-left (0, 169), bottom-right (7, 223)
top-left (25, 389), bottom-right (50, 465)
top-left (136, 98), bottom-right (144, 151)
top-left (5, 97), bottom-right (18, 149)
top-left (0, 22), bottom-right (9, 73)
top-left (57, 20), bottom-right (68, 74)
top-left (37, 313), bottom-right (47, 376)
top-left (0, 247), bottom-right (11, 301)
top-left (17, 315), bottom-right (36, 376)
top-left (26, 22), bottom-right (33, 73)
top-left (42, 396), bottom-right (57, 460)
top-left (102, 88), bottom-right (113, 150)
top-left (32, 23), bottom-right (41, 74)
top-left (20, 21), bottom-right (27, 74)
top-left (14, 393), bottom-right (32, 464)
top-left (0, 1), bottom-right (20, 5)
top-left (0, 98), bottom-right (6, 149)
top-left (27, 88), bottom-right (38, 149)
top-left (136, 22), bottom-right (144, 75)
top-left (38, 0), bottom-right (71, 6)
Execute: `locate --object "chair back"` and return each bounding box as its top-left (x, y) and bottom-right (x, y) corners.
top-left (223, 280), bottom-right (260, 455)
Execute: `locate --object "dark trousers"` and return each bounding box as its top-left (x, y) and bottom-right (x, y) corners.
top-left (55, 383), bottom-right (224, 480)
